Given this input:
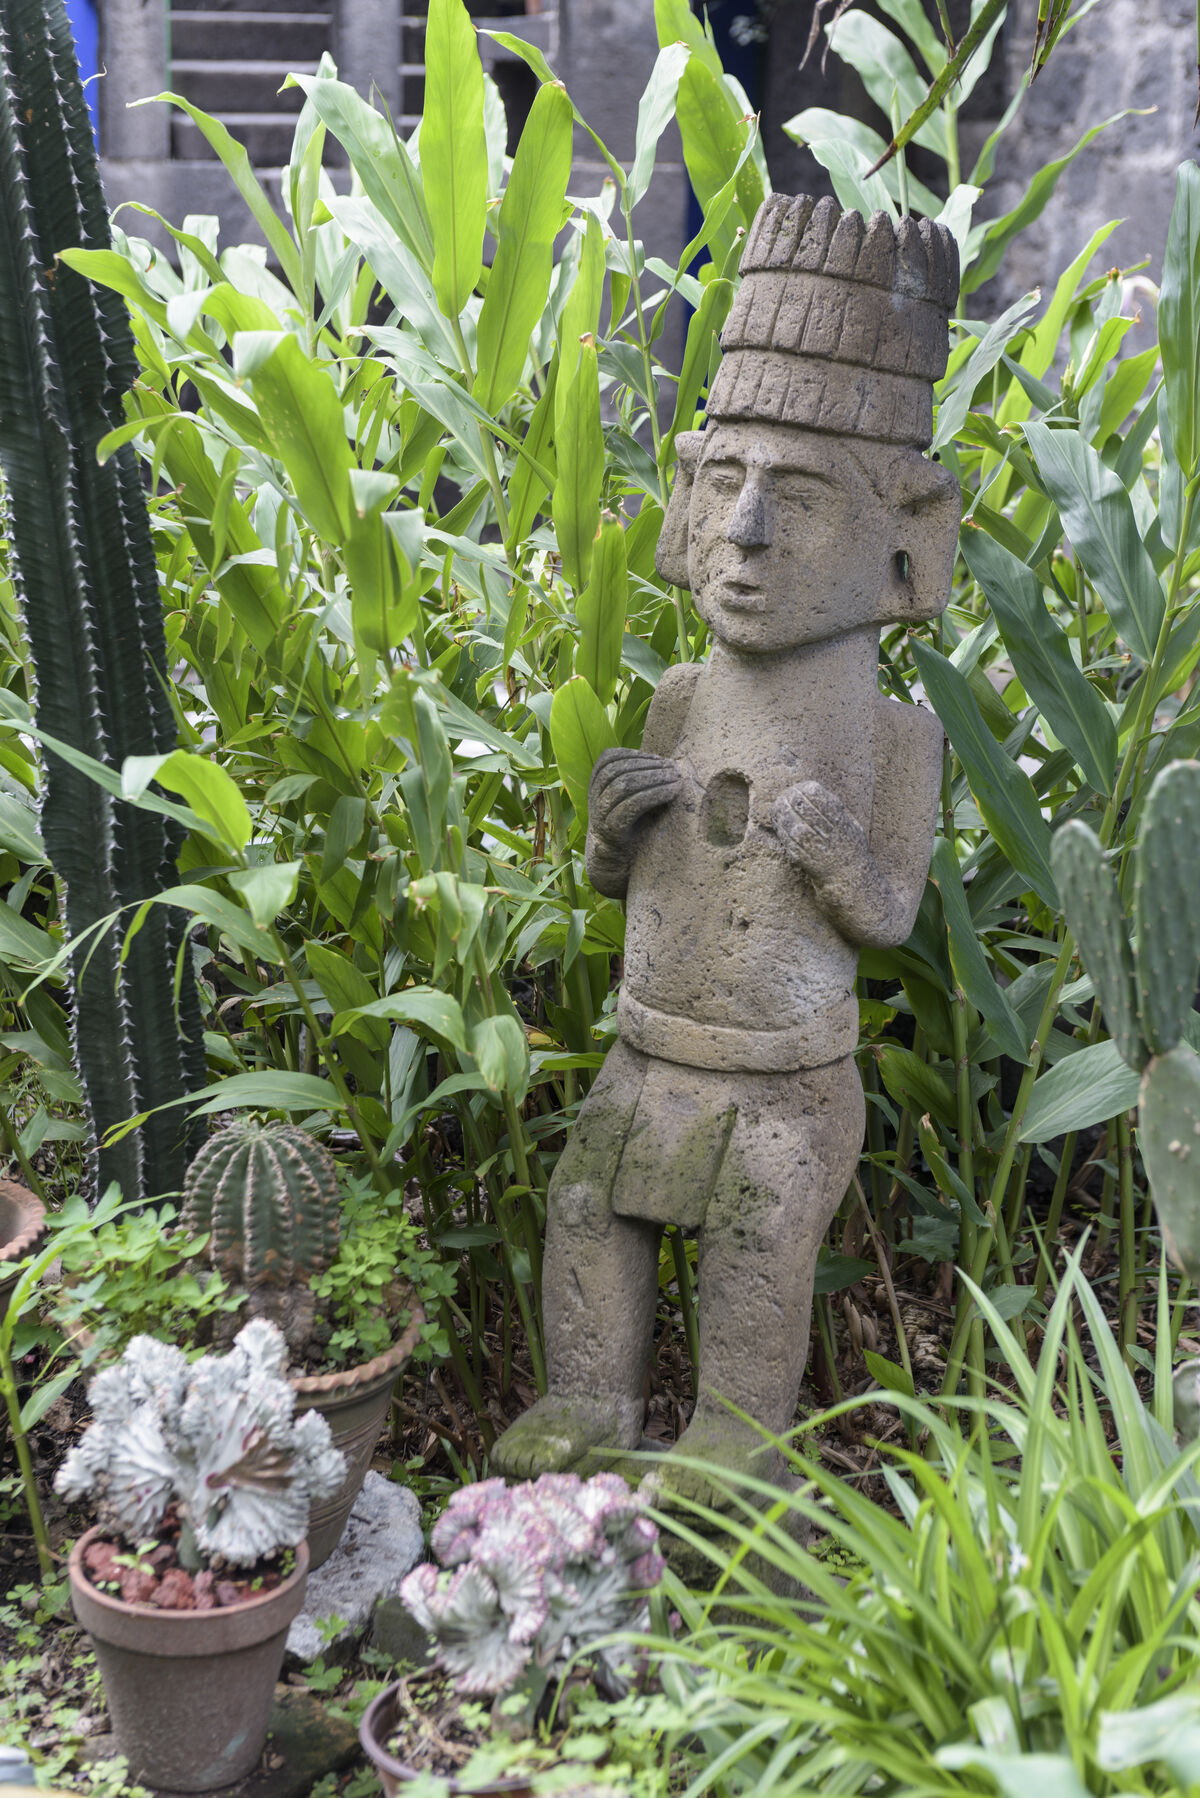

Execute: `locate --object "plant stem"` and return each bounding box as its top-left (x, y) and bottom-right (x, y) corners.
top-left (669, 1228), bottom-right (701, 1385)
top-left (0, 1339), bottom-right (51, 1579)
top-left (1034, 1130), bottom-right (1077, 1302)
top-left (269, 926), bottom-right (391, 1197)
top-left (1117, 1109), bottom-right (1138, 1363)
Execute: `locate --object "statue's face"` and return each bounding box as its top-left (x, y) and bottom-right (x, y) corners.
top-left (687, 422), bottom-right (880, 652)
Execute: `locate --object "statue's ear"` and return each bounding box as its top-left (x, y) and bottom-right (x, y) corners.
top-left (880, 453), bottom-right (960, 626)
top-left (655, 430), bottom-right (705, 588)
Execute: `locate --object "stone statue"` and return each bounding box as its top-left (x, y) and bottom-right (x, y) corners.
top-left (494, 194), bottom-right (961, 1505)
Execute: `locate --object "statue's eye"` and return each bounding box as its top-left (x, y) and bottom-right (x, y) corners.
top-left (704, 465), bottom-right (742, 492)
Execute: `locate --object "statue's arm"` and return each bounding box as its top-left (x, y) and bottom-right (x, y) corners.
top-left (772, 701), bottom-right (943, 949)
top-left (584, 663), bottom-right (699, 898)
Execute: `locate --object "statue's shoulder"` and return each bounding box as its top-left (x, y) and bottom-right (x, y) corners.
top-left (876, 690), bottom-right (943, 752)
top-left (641, 661), bottom-right (703, 756)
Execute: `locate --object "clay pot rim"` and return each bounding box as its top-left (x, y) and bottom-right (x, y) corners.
top-left (68, 1525), bottom-right (310, 1624)
top-left (290, 1295), bottom-right (424, 1397)
top-left (0, 1180), bottom-right (46, 1265)
top-left (359, 1680), bottom-right (532, 1796)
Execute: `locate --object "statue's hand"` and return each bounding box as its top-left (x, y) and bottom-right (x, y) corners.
top-left (586, 749), bottom-right (681, 898)
top-left (589, 748), bottom-right (681, 850)
top-left (772, 780), bottom-right (871, 885)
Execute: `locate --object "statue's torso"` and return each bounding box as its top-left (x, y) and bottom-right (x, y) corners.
top-left (618, 636), bottom-right (879, 1073)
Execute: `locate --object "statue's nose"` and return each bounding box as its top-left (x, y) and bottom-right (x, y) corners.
top-left (726, 474), bottom-right (769, 548)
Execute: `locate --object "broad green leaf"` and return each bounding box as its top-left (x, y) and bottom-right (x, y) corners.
top-left (136, 94), bottom-right (303, 295)
top-left (1159, 159), bottom-right (1200, 480)
top-left (305, 940), bottom-right (388, 1051)
top-left (327, 195), bottom-right (460, 368)
top-left (1025, 422), bottom-right (1164, 665)
top-left (549, 677), bottom-right (618, 826)
top-left (932, 292), bottom-right (1040, 452)
top-left (930, 838), bottom-right (1029, 1064)
top-left (473, 81), bottom-right (572, 415)
top-left (936, 1748), bottom-right (1090, 1798)
top-left (826, 10), bottom-right (947, 157)
top-left (1019, 1040), bottom-right (1141, 1142)
top-left (285, 74), bottom-right (434, 273)
top-left (576, 512), bottom-right (628, 704)
top-left (863, 1350), bottom-right (914, 1400)
top-left (334, 984), bottom-right (468, 1053)
top-left (961, 529), bottom-right (1116, 793)
top-left (422, 0), bottom-right (488, 318)
top-left (667, 277), bottom-right (733, 448)
top-left (188, 1071), bottom-right (343, 1118)
top-left (675, 57), bottom-right (764, 270)
top-left (20, 1366), bottom-right (78, 1431)
top-left (807, 139), bottom-right (897, 222)
top-left (553, 338), bottom-right (604, 592)
top-left (557, 214), bottom-right (604, 425)
top-left (469, 1013), bottom-right (531, 1104)
top-left (876, 1043), bottom-right (957, 1130)
top-left (125, 750), bottom-right (251, 854)
top-left (628, 42), bottom-right (690, 210)
top-left (235, 332), bottom-right (354, 545)
top-left (911, 641), bottom-right (1057, 907)
top-left (228, 861), bottom-right (301, 928)
top-left (783, 109), bottom-right (941, 216)
top-left (653, 0), bottom-right (723, 77)
top-left (876, 0), bottom-right (945, 74)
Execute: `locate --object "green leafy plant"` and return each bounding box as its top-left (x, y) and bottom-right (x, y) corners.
top-left (648, 1251), bottom-right (1200, 1796)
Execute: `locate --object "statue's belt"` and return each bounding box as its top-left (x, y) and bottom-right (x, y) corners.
top-left (617, 989), bottom-right (858, 1074)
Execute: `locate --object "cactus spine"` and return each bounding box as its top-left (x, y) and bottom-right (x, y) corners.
top-left (182, 1122), bottom-right (341, 1291)
top-left (0, 0), bottom-right (202, 1200)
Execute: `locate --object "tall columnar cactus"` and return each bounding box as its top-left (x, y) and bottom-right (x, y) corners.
top-left (182, 1122), bottom-right (341, 1293)
top-left (1053, 761), bottom-right (1200, 1429)
top-left (0, 0), bottom-right (202, 1201)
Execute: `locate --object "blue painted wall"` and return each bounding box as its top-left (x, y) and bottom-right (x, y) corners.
top-left (64, 0), bottom-right (100, 140)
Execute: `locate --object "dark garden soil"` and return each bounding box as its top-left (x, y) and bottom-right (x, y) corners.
top-left (79, 1511), bottom-right (293, 1611)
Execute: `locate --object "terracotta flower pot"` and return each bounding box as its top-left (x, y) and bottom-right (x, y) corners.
top-left (68, 1528), bottom-right (309, 1793)
top-left (0, 1180), bottom-right (45, 1304)
top-left (360, 1681), bottom-right (536, 1798)
top-left (290, 1302), bottom-right (423, 1569)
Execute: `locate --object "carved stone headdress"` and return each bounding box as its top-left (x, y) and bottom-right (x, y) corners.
top-left (708, 194), bottom-right (960, 449)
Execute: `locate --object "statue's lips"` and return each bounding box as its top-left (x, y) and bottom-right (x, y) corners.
top-left (715, 582), bottom-right (764, 611)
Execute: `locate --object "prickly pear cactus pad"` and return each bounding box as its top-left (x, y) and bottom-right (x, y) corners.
top-left (1135, 761), bottom-right (1200, 1055)
top-left (1139, 1045), bottom-right (1200, 1284)
top-left (1051, 819), bottom-right (1144, 1070)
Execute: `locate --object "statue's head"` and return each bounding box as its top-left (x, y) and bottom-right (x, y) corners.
top-left (657, 197), bottom-right (962, 653)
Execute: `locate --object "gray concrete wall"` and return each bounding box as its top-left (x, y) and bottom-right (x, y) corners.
top-left (982, 0), bottom-right (1200, 311)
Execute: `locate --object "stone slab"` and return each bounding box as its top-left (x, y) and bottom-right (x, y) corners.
top-left (285, 1471), bottom-right (424, 1665)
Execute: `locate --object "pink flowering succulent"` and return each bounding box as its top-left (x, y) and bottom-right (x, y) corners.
top-left (400, 1471), bottom-right (664, 1696)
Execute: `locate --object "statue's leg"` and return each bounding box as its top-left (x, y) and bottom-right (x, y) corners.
top-left (492, 1044), bottom-right (661, 1478)
top-left (659, 1055), bottom-right (864, 1507)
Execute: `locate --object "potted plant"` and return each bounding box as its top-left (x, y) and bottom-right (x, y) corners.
top-left (0, 1178), bottom-right (45, 1303)
top-left (58, 1317), bottom-right (344, 1792)
top-left (54, 1121), bottom-right (451, 1567)
top-left (360, 1471), bottom-right (665, 1796)
top-left (180, 1120), bottom-right (446, 1566)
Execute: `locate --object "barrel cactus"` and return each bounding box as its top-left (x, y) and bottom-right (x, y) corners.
top-left (182, 1122), bottom-right (341, 1352)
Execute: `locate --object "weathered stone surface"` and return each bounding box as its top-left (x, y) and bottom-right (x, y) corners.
top-left (285, 1472), bottom-right (423, 1665)
top-left (369, 1594), bottom-right (434, 1667)
top-left (493, 195), bottom-right (960, 1520)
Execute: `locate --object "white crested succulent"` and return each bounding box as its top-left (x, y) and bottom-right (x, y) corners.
top-left (399, 1471), bottom-right (664, 1695)
top-left (55, 1318), bottom-right (344, 1569)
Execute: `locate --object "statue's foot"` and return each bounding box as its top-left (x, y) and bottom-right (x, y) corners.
top-left (491, 1394), bottom-right (642, 1480)
top-left (653, 1413), bottom-right (783, 1513)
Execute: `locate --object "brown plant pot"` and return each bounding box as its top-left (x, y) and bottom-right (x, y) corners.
top-left (0, 1180), bottom-right (45, 1304)
top-left (68, 1527), bottom-right (309, 1793)
top-left (290, 1302), bottom-right (424, 1569)
top-left (360, 1681), bottom-right (536, 1798)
